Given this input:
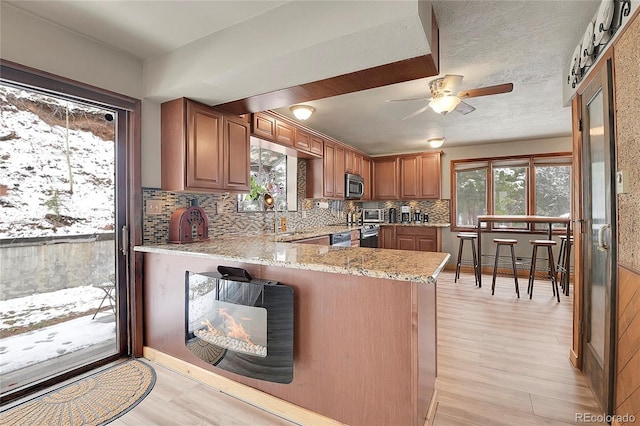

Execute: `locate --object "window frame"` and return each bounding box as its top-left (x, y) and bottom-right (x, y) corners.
top-left (451, 152), bottom-right (572, 233)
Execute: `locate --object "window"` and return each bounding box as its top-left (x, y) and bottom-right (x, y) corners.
top-left (452, 153), bottom-right (572, 231)
top-left (237, 143), bottom-right (297, 212)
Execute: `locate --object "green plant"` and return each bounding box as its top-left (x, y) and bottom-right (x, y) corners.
top-left (246, 175), bottom-right (266, 201)
top-left (43, 189), bottom-right (65, 219)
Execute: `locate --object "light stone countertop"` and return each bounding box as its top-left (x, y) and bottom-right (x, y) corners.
top-left (135, 234), bottom-right (450, 284)
top-left (380, 223), bottom-right (451, 228)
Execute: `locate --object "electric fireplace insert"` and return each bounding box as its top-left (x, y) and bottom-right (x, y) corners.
top-left (185, 266), bottom-right (294, 383)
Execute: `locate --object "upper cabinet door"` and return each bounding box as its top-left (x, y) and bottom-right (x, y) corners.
top-left (362, 157), bottom-right (372, 200)
top-left (275, 120), bottom-right (295, 146)
top-left (373, 157), bottom-right (399, 200)
top-left (252, 112), bottom-right (276, 140)
top-left (186, 101), bottom-right (224, 190)
top-left (334, 144), bottom-right (346, 198)
top-left (400, 156), bottom-right (420, 199)
top-left (323, 141), bottom-right (336, 197)
top-left (224, 115), bottom-right (250, 191)
top-left (419, 153), bottom-right (441, 199)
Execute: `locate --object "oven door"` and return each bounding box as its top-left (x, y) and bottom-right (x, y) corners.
top-left (360, 234), bottom-right (378, 248)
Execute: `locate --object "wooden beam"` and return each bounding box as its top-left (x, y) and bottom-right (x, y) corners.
top-left (215, 54), bottom-right (439, 115)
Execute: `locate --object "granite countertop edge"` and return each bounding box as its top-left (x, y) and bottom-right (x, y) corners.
top-left (135, 237), bottom-right (450, 285)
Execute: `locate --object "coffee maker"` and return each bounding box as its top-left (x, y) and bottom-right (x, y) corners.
top-left (413, 209), bottom-right (422, 223)
top-left (388, 208), bottom-right (397, 223)
top-left (400, 206), bottom-right (411, 223)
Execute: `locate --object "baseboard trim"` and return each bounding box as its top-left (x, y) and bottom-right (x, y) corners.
top-left (142, 347), bottom-right (344, 426)
top-left (424, 386), bottom-right (439, 426)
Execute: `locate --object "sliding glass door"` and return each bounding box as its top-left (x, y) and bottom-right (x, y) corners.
top-left (0, 63), bottom-right (138, 402)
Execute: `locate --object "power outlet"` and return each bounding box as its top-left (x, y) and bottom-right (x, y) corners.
top-left (146, 199), bottom-right (163, 215)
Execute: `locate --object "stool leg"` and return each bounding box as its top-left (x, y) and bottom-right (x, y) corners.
top-left (557, 238), bottom-right (566, 287)
top-left (471, 239), bottom-right (479, 287)
top-left (564, 242), bottom-right (572, 296)
top-left (510, 244), bottom-right (519, 298)
top-left (528, 245), bottom-right (538, 299)
top-left (491, 244), bottom-right (501, 296)
top-left (548, 246), bottom-right (560, 303)
top-left (455, 238), bottom-right (464, 283)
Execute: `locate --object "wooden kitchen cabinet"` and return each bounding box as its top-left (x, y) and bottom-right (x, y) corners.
top-left (419, 152), bottom-right (441, 198)
top-left (275, 119), bottom-right (295, 147)
top-left (379, 225), bottom-right (396, 249)
top-left (295, 129), bottom-right (323, 158)
top-left (345, 149), bottom-right (363, 176)
top-left (251, 111), bottom-right (295, 147)
top-left (350, 230), bottom-right (360, 247)
top-left (375, 152), bottom-right (441, 200)
top-left (373, 157), bottom-right (400, 200)
top-left (335, 144), bottom-right (345, 198)
top-left (400, 155), bottom-right (420, 199)
top-left (380, 225), bottom-right (440, 252)
top-left (307, 139), bottom-right (346, 199)
top-left (396, 226), bottom-right (439, 252)
top-left (400, 152), bottom-right (441, 199)
top-left (161, 98), bottom-right (250, 193)
top-left (362, 157), bottom-right (372, 200)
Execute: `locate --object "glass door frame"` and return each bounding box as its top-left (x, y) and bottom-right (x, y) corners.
top-left (0, 60), bottom-right (142, 403)
top-left (578, 58), bottom-right (617, 416)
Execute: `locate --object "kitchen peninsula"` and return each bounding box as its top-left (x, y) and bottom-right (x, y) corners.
top-left (135, 236), bottom-right (449, 426)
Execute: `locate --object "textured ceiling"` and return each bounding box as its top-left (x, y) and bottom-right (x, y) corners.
top-left (4, 0), bottom-right (600, 155)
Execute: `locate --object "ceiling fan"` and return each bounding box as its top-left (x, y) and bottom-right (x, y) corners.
top-left (388, 75), bottom-right (514, 120)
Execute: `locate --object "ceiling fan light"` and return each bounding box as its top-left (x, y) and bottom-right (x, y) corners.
top-left (428, 137), bottom-right (445, 148)
top-left (290, 105), bottom-right (315, 120)
top-left (428, 95), bottom-right (461, 115)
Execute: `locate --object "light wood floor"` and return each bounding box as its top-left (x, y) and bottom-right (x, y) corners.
top-left (88, 271), bottom-right (606, 425)
top-left (432, 270), bottom-right (604, 426)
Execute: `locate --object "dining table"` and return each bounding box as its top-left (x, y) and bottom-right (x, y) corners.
top-left (475, 215), bottom-right (572, 290)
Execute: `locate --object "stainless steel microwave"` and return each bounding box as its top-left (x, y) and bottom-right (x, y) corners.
top-left (362, 208), bottom-right (385, 223)
top-left (345, 173), bottom-right (364, 199)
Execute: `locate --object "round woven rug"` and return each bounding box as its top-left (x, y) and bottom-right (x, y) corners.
top-left (1, 359), bottom-right (156, 426)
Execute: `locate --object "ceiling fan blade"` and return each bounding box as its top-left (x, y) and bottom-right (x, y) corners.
top-left (454, 101), bottom-right (476, 115)
top-left (441, 75), bottom-right (463, 94)
top-left (402, 105), bottom-right (430, 120)
top-left (385, 97), bottom-right (429, 103)
top-left (458, 83), bottom-right (514, 99)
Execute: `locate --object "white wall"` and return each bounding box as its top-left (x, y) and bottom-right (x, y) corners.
top-left (1, 3), bottom-right (143, 99)
top-left (141, 100), bottom-right (161, 188)
top-left (438, 136), bottom-right (572, 263)
top-left (0, 3), bottom-right (161, 185)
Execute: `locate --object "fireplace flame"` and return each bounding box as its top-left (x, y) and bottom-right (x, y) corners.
top-left (217, 308), bottom-right (254, 344)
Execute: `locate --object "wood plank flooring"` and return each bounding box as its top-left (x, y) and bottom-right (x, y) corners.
top-left (13, 270), bottom-right (604, 425)
top-left (432, 270), bottom-right (605, 426)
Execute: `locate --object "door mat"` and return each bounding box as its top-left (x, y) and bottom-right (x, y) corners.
top-left (1, 359), bottom-right (156, 425)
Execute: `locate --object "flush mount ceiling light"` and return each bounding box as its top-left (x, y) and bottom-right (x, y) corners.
top-left (428, 95), bottom-right (461, 115)
top-left (428, 137), bottom-right (445, 148)
top-left (290, 105), bottom-right (315, 120)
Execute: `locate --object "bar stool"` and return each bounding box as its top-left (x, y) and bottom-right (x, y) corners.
top-left (454, 232), bottom-right (479, 286)
top-left (528, 240), bottom-right (560, 302)
top-left (557, 235), bottom-right (574, 296)
top-left (491, 239), bottom-right (519, 298)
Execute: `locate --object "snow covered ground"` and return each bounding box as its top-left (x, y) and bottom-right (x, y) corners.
top-left (0, 85), bottom-right (118, 376)
top-left (0, 285), bottom-right (116, 373)
top-left (0, 84), bottom-right (115, 238)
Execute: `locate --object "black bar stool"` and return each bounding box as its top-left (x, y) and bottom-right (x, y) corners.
top-left (454, 232), bottom-right (479, 286)
top-left (491, 239), bottom-right (519, 298)
top-left (528, 240), bottom-right (560, 302)
top-left (557, 235), bottom-right (573, 296)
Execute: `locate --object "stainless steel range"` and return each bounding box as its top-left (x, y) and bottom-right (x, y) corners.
top-left (360, 224), bottom-right (380, 248)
